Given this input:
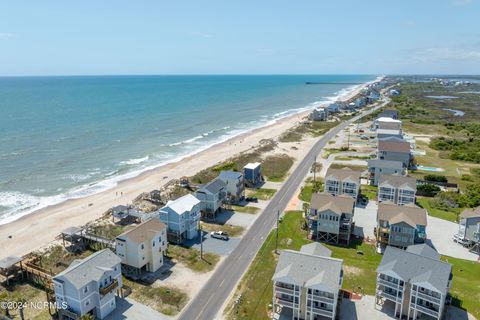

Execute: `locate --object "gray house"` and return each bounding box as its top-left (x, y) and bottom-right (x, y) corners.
top-left (308, 193), bottom-right (355, 245)
top-left (324, 168), bottom-right (361, 200)
top-left (158, 194), bottom-right (201, 243)
top-left (218, 170), bottom-right (245, 203)
top-left (457, 208), bottom-right (480, 246)
top-left (376, 203), bottom-right (427, 250)
top-left (378, 175), bottom-right (416, 206)
top-left (376, 244), bottom-right (452, 320)
top-left (195, 178), bottom-right (227, 218)
top-left (309, 107), bottom-right (328, 121)
top-left (377, 139), bottom-right (411, 168)
top-left (272, 243), bottom-right (343, 320)
top-left (368, 159), bottom-right (405, 186)
top-left (53, 249), bottom-right (122, 320)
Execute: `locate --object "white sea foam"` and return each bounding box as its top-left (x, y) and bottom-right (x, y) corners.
top-left (0, 78), bottom-right (379, 225)
top-left (120, 155), bottom-right (150, 165)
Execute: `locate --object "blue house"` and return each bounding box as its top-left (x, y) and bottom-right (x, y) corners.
top-left (243, 162), bottom-right (262, 186)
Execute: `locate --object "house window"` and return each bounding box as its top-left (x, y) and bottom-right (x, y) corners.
top-left (84, 286), bottom-right (88, 293)
top-left (86, 300), bottom-right (90, 306)
top-left (141, 244), bottom-right (144, 250)
top-left (153, 241), bottom-right (155, 247)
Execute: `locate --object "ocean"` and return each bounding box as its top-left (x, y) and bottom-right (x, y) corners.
top-left (0, 75), bottom-right (377, 224)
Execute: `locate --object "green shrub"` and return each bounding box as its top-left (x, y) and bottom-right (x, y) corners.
top-left (424, 174), bottom-right (448, 182)
top-left (417, 184), bottom-right (441, 197)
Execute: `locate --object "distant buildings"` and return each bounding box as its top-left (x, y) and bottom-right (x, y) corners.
top-left (158, 194), bottom-right (201, 243)
top-left (309, 107), bottom-right (329, 121)
top-left (272, 243), bottom-right (343, 320)
top-left (457, 208), bottom-right (480, 248)
top-left (376, 244), bottom-right (452, 320)
top-left (324, 168), bottom-right (361, 200)
top-left (368, 159), bottom-right (405, 186)
top-left (53, 249), bottom-right (122, 320)
top-left (195, 178), bottom-right (227, 217)
top-left (308, 193), bottom-right (355, 245)
top-left (218, 170), bottom-right (245, 203)
top-left (243, 162), bottom-right (262, 186)
top-left (377, 139), bottom-right (411, 168)
top-left (115, 218), bottom-right (167, 273)
top-left (376, 203), bottom-right (427, 250)
top-left (378, 175), bottom-right (416, 206)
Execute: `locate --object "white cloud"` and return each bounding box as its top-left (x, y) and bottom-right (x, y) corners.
top-left (404, 20), bottom-right (416, 26)
top-left (0, 33), bottom-right (14, 38)
top-left (412, 47), bottom-right (480, 62)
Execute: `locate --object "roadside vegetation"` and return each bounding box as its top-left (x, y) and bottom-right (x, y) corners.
top-left (200, 222), bottom-right (245, 237)
top-left (231, 205), bottom-right (260, 214)
top-left (279, 120), bottom-right (339, 143)
top-left (166, 245), bottom-right (220, 273)
top-left (246, 188), bottom-right (277, 200)
top-left (123, 278), bottom-right (188, 316)
top-left (299, 179), bottom-right (323, 203)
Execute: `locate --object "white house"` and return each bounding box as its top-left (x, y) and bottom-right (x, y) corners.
top-left (272, 243), bottom-right (343, 320)
top-left (195, 178), bottom-right (227, 217)
top-left (378, 175), bottom-right (417, 205)
top-left (376, 245), bottom-right (452, 320)
top-left (53, 249), bottom-right (122, 320)
top-left (115, 218), bottom-right (167, 273)
top-left (218, 170), bottom-right (245, 203)
top-left (158, 194), bottom-right (201, 243)
top-left (324, 168), bottom-right (361, 200)
top-left (309, 107), bottom-right (328, 121)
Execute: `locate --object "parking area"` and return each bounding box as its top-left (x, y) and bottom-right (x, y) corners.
top-left (105, 297), bottom-right (169, 320)
top-left (186, 232), bottom-right (242, 256)
top-left (352, 201), bottom-right (479, 261)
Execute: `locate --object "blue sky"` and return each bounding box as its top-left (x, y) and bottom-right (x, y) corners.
top-left (1, 0), bottom-right (479, 75)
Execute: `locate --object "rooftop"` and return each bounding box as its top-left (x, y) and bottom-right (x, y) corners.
top-left (162, 194), bottom-right (200, 214)
top-left (378, 174), bottom-right (416, 190)
top-left (244, 162), bottom-right (261, 170)
top-left (378, 139), bottom-right (410, 153)
top-left (272, 243), bottom-right (342, 293)
top-left (199, 178), bottom-right (227, 194)
top-left (219, 170), bottom-right (243, 180)
top-left (53, 249), bottom-right (121, 289)
top-left (460, 207), bottom-right (480, 219)
top-left (117, 218), bottom-right (166, 244)
top-left (368, 159), bottom-right (404, 170)
top-left (310, 193), bottom-right (355, 215)
top-left (406, 244), bottom-right (440, 260)
top-left (377, 246), bottom-right (451, 295)
top-left (325, 167), bottom-right (362, 182)
top-left (377, 203), bottom-right (427, 227)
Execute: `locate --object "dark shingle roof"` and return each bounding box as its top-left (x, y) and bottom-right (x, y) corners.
top-left (368, 159), bottom-right (404, 170)
top-left (379, 175), bottom-right (416, 189)
top-left (378, 140), bottom-right (410, 153)
top-left (406, 244), bottom-right (440, 260)
top-left (202, 178), bottom-right (227, 194)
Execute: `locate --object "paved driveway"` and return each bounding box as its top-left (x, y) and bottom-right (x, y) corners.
top-left (184, 232), bottom-right (242, 256)
top-left (105, 297), bottom-right (169, 320)
top-left (426, 215), bottom-right (479, 261)
top-left (353, 201), bottom-right (377, 240)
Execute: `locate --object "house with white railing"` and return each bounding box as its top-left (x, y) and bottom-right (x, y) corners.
top-left (272, 243), bottom-right (343, 320)
top-left (376, 244), bottom-right (452, 320)
top-left (324, 168), bottom-right (361, 200)
top-left (378, 175), bottom-right (416, 205)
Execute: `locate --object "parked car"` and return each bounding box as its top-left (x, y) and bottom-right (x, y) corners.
top-left (245, 197), bottom-right (258, 203)
top-left (211, 231), bottom-right (229, 240)
top-left (452, 234), bottom-right (459, 242)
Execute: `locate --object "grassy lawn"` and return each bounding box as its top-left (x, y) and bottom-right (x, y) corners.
top-left (0, 282), bottom-right (52, 320)
top-left (166, 245), bottom-right (220, 273)
top-left (262, 154), bottom-right (294, 182)
top-left (123, 278), bottom-right (188, 316)
top-left (329, 163), bottom-right (367, 172)
top-left (361, 185), bottom-right (378, 200)
top-left (299, 181), bottom-right (323, 203)
top-left (231, 205), bottom-right (261, 214)
top-left (246, 188), bottom-right (277, 200)
top-left (200, 222), bottom-right (245, 237)
top-left (441, 256), bottom-right (480, 319)
top-left (416, 197), bottom-right (462, 222)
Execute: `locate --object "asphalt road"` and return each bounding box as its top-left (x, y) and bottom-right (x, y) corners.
top-left (179, 100), bottom-right (389, 320)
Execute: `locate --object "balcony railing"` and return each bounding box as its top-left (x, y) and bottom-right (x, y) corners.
top-left (377, 290), bottom-right (401, 303)
top-left (275, 286), bottom-right (296, 296)
top-left (413, 291), bottom-right (441, 305)
top-left (309, 306), bottom-right (333, 317)
top-left (377, 278), bottom-right (402, 290)
top-left (275, 297), bottom-right (295, 308)
top-left (308, 295), bottom-right (334, 304)
top-left (100, 278), bottom-right (119, 296)
top-left (412, 304), bottom-right (440, 318)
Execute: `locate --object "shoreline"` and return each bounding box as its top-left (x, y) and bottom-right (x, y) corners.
top-left (1, 78), bottom-right (379, 258)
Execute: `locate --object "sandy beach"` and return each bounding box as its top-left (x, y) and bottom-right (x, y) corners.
top-left (0, 81), bottom-right (374, 259)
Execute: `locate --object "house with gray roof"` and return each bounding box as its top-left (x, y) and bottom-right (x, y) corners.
top-left (378, 175), bottom-right (417, 205)
top-left (195, 178), bottom-right (227, 218)
top-left (53, 249), bottom-right (122, 320)
top-left (368, 159), bottom-right (406, 186)
top-left (218, 170), bottom-right (245, 203)
top-left (376, 203), bottom-right (427, 250)
top-left (457, 207), bottom-right (480, 248)
top-left (158, 194), bottom-right (201, 243)
top-left (378, 139), bottom-right (412, 168)
top-left (272, 243), bottom-right (343, 320)
top-left (324, 168), bottom-right (361, 200)
top-left (308, 193), bottom-right (355, 245)
top-left (376, 245), bottom-right (452, 320)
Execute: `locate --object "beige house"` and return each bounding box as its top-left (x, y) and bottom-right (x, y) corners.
top-left (115, 218), bottom-right (167, 273)
top-left (376, 203), bottom-right (427, 250)
top-left (308, 193), bottom-right (355, 245)
top-left (324, 168), bottom-right (361, 200)
top-left (378, 175), bottom-right (416, 205)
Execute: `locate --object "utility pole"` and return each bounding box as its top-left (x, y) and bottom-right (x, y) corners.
top-left (198, 219), bottom-right (203, 259)
top-left (313, 155), bottom-right (317, 183)
top-left (275, 210), bottom-right (280, 254)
